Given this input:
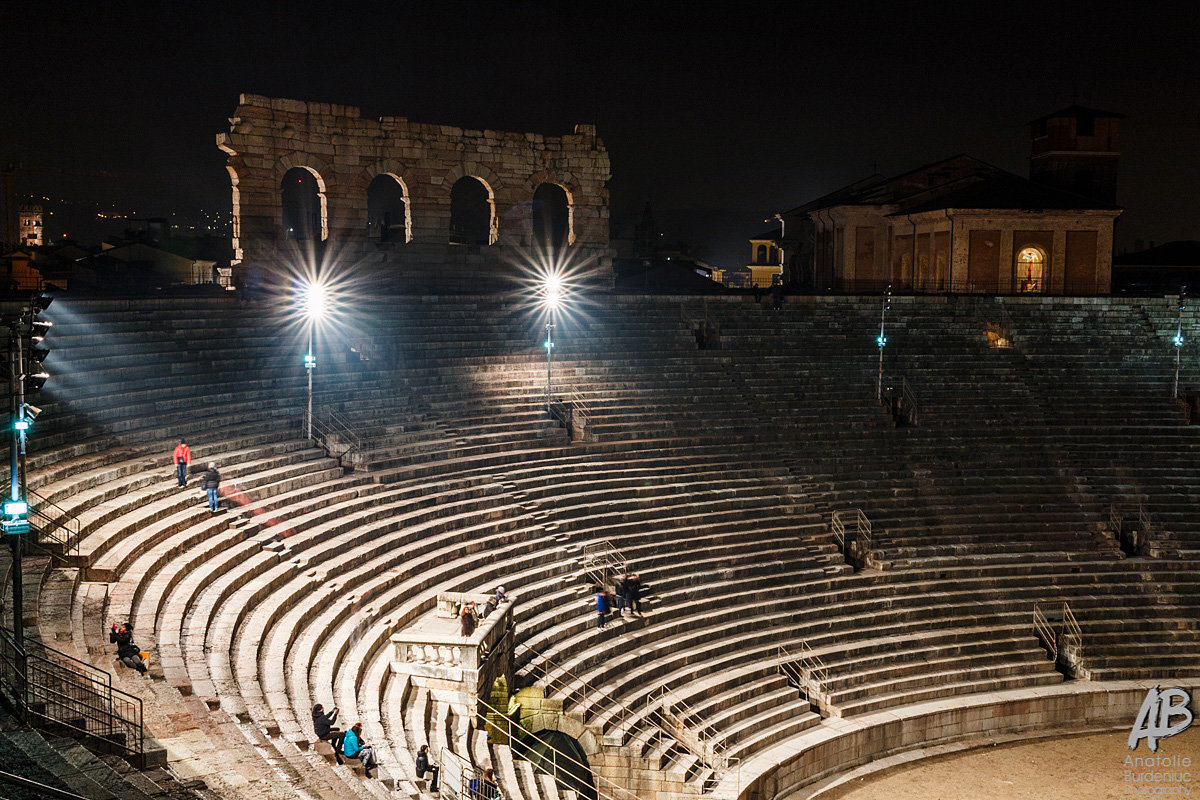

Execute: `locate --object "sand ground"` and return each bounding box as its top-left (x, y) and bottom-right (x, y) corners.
top-left (823, 726), bottom-right (1200, 800)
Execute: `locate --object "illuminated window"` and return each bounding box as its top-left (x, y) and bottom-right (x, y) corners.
top-left (1017, 247), bottom-right (1045, 293)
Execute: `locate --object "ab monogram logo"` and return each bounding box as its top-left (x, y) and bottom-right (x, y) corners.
top-left (1129, 687), bottom-right (1194, 752)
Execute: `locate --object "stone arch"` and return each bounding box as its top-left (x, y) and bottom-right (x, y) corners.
top-left (532, 183), bottom-right (573, 250)
top-left (277, 157), bottom-right (330, 241)
top-left (514, 728), bottom-right (596, 800)
top-left (366, 173), bottom-right (412, 243)
top-left (449, 175), bottom-right (497, 247)
top-left (445, 163), bottom-right (501, 245)
top-left (528, 171), bottom-right (580, 247)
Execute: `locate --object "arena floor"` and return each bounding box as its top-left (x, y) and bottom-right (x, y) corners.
top-left (823, 726), bottom-right (1200, 800)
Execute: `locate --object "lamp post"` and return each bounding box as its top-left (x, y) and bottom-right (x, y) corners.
top-left (1174, 289), bottom-right (1186, 400)
top-left (545, 322), bottom-right (555, 410)
top-left (876, 285), bottom-right (891, 402)
top-left (302, 281), bottom-right (325, 439)
top-left (543, 274), bottom-right (562, 411)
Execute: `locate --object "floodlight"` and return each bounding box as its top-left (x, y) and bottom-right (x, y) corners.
top-left (544, 275), bottom-right (562, 310)
top-left (304, 282), bottom-right (327, 319)
top-left (23, 404), bottom-right (42, 419)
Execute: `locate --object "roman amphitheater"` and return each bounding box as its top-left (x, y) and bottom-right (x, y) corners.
top-left (0, 97), bottom-right (1196, 800)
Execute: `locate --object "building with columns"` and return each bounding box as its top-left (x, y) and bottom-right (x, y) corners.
top-left (778, 107), bottom-right (1122, 295)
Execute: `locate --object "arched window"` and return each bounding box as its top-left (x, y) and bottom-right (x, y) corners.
top-left (1017, 246), bottom-right (1046, 293)
top-left (532, 183), bottom-right (570, 250)
top-left (281, 167), bottom-right (325, 240)
top-left (367, 174), bottom-right (410, 243)
top-left (449, 177), bottom-right (493, 247)
top-left (756, 244), bottom-right (767, 263)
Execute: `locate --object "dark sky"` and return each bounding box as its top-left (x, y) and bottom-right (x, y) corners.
top-left (3, 1), bottom-right (1199, 267)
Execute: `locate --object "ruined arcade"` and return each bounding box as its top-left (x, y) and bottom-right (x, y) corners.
top-left (217, 93), bottom-right (612, 286)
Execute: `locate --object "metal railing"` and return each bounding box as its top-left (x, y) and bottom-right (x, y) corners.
top-left (831, 509), bottom-right (872, 565)
top-left (579, 541), bottom-right (628, 588)
top-left (547, 385), bottom-right (594, 441)
top-left (304, 406), bottom-right (364, 461)
top-left (778, 643), bottom-right (829, 713)
top-left (27, 488), bottom-right (81, 559)
top-left (899, 377), bottom-right (919, 426)
top-left (650, 684), bottom-right (734, 778)
top-left (0, 627), bottom-right (144, 766)
top-left (1032, 601), bottom-right (1085, 675)
top-left (0, 770), bottom-right (90, 800)
top-left (439, 744), bottom-right (486, 800)
top-left (1032, 603), bottom-right (1057, 661)
top-left (1109, 500), bottom-right (1156, 554)
top-left (517, 641), bottom-right (712, 775)
top-left (476, 696), bottom-right (639, 800)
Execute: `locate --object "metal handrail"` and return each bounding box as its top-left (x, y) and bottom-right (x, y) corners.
top-left (900, 377), bottom-right (919, 425)
top-left (476, 696), bottom-right (640, 800)
top-left (579, 541), bottom-right (628, 586)
top-left (830, 512), bottom-right (846, 550)
top-left (27, 488), bottom-right (81, 559)
top-left (516, 641), bottom-right (635, 735)
top-left (0, 770), bottom-right (91, 800)
top-left (651, 684), bottom-right (730, 775)
top-left (304, 407), bottom-right (362, 460)
top-left (1062, 602), bottom-right (1083, 662)
top-left (0, 627), bottom-right (144, 766)
top-left (439, 744), bottom-right (486, 800)
top-left (832, 509), bottom-right (871, 561)
top-left (1033, 603), bottom-right (1057, 661)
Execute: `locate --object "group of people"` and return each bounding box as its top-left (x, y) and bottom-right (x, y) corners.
top-left (313, 705), bottom-right (498, 796)
top-left (312, 704), bottom-right (379, 778)
top-left (595, 573), bottom-right (644, 629)
top-left (172, 438), bottom-right (223, 512)
top-left (460, 586), bottom-right (509, 637)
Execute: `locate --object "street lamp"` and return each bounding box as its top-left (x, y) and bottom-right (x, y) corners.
top-left (1174, 288), bottom-right (1186, 400)
top-left (543, 275), bottom-right (562, 411)
top-left (302, 281), bottom-right (326, 439)
top-left (876, 285), bottom-right (891, 402)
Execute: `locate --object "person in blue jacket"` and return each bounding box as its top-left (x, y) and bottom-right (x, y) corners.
top-left (595, 586), bottom-right (610, 629)
top-left (342, 722), bottom-right (378, 778)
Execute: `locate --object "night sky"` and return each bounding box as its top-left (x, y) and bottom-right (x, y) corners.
top-left (4, 1), bottom-right (1199, 267)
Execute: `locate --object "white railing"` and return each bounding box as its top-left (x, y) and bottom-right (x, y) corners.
top-left (900, 376), bottom-right (919, 425)
top-left (778, 643), bottom-right (829, 715)
top-left (831, 509), bottom-right (872, 564)
top-left (579, 541), bottom-right (628, 587)
top-left (1032, 603), bottom-right (1057, 661)
top-left (650, 684), bottom-right (732, 777)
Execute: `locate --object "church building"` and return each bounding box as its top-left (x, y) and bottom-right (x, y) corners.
top-left (777, 107), bottom-right (1123, 294)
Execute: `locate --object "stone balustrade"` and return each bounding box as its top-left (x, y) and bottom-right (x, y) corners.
top-left (390, 592), bottom-right (514, 697)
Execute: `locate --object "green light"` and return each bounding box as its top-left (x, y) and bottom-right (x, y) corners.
top-left (4, 500), bottom-right (28, 517)
top-left (14, 420), bottom-right (29, 431)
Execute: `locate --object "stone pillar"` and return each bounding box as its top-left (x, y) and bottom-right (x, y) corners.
top-left (999, 229), bottom-right (1014, 293)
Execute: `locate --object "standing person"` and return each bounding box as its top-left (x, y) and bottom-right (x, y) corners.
top-left (312, 704), bottom-right (345, 764)
top-left (460, 601), bottom-right (478, 637)
top-left (594, 585), bottom-right (609, 629)
top-left (626, 574), bottom-right (644, 616)
top-left (203, 462), bottom-right (221, 512)
top-left (613, 575), bottom-right (628, 617)
top-left (342, 722), bottom-right (377, 778)
top-left (468, 768), bottom-right (499, 800)
top-left (172, 439), bottom-right (192, 487)
top-left (109, 622), bottom-right (147, 674)
top-left (415, 744), bottom-right (439, 792)
top-left (771, 279), bottom-right (784, 311)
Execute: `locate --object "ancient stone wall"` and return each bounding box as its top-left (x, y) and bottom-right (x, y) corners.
top-left (217, 94), bottom-right (612, 287)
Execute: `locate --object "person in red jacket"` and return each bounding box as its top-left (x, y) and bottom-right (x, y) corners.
top-left (172, 439), bottom-right (191, 487)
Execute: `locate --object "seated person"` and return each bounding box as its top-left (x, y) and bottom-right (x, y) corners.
top-left (312, 704), bottom-right (345, 763)
top-left (109, 622), bottom-right (147, 674)
top-left (342, 722), bottom-right (378, 778)
top-left (468, 767), bottom-right (500, 800)
top-left (415, 743), bottom-right (440, 792)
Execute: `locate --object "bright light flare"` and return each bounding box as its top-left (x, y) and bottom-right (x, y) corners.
top-left (303, 281), bottom-right (327, 319)
top-left (544, 274), bottom-right (562, 310)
